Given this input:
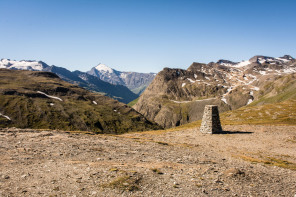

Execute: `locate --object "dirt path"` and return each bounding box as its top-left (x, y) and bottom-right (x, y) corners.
top-left (0, 125), bottom-right (296, 196)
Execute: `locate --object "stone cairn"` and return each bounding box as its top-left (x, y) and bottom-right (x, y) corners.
top-left (200, 105), bottom-right (222, 134)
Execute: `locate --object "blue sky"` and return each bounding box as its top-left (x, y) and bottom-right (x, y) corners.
top-left (0, 0), bottom-right (295, 73)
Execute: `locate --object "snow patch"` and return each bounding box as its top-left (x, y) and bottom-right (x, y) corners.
top-left (37, 91), bottom-right (63, 101)
top-left (258, 58), bottom-right (266, 64)
top-left (0, 59), bottom-right (44, 71)
top-left (259, 71), bottom-right (267, 75)
top-left (194, 74), bottom-right (197, 79)
top-left (120, 73), bottom-right (128, 79)
top-left (95, 64), bottom-right (114, 73)
top-left (187, 78), bottom-right (195, 83)
top-left (233, 60), bottom-right (251, 68)
top-left (49, 103), bottom-right (54, 106)
top-left (182, 83), bottom-right (186, 87)
top-left (221, 86), bottom-right (234, 104)
top-left (0, 113), bottom-right (11, 120)
top-left (276, 57), bottom-right (290, 63)
top-left (221, 98), bottom-right (227, 104)
top-left (92, 101), bottom-right (97, 105)
top-left (220, 63), bottom-right (234, 67)
top-left (283, 67), bottom-right (296, 73)
top-left (251, 87), bottom-right (260, 91)
top-left (247, 98), bottom-right (253, 105)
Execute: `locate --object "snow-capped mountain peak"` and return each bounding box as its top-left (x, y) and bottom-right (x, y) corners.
top-left (216, 59), bottom-right (237, 67)
top-left (216, 55), bottom-right (294, 68)
top-left (87, 63), bottom-right (156, 95)
top-left (0, 58), bottom-right (47, 71)
top-left (95, 63), bottom-right (114, 73)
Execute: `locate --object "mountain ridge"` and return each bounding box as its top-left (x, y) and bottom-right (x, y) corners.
top-left (0, 59), bottom-right (138, 103)
top-left (87, 63), bottom-right (156, 95)
top-left (134, 55), bottom-right (296, 128)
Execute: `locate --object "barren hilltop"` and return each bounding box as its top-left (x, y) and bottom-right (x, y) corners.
top-left (1, 125), bottom-right (296, 196)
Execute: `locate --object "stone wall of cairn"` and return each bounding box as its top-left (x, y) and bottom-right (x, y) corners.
top-left (200, 105), bottom-right (222, 134)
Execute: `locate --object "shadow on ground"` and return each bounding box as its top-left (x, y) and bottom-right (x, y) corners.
top-left (214, 131), bottom-right (253, 134)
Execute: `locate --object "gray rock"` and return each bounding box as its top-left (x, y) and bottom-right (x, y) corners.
top-left (200, 105), bottom-right (222, 134)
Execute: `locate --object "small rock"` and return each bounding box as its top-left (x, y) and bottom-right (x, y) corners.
top-left (1, 174), bottom-right (10, 180)
top-left (202, 189), bottom-right (208, 194)
top-left (21, 174), bottom-right (29, 179)
top-left (223, 168), bottom-right (245, 177)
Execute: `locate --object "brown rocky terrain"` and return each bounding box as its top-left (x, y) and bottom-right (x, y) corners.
top-left (1, 125), bottom-right (295, 196)
top-left (134, 55), bottom-right (296, 128)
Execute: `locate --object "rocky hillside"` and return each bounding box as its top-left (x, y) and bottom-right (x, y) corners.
top-left (134, 55), bottom-right (296, 128)
top-left (87, 64), bottom-right (156, 95)
top-left (0, 69), bottom-right (161, 133)
top-left (0, 59), bottom-right (137, 104)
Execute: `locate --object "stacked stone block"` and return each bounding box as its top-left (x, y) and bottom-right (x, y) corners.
top-left (200, 105), bottom-right (222, 134)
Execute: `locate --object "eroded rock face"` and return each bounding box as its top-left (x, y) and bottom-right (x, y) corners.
top-left (134, 67), bottom-right (231, 128)
top-left (134, 55), bottom-right (296, 128)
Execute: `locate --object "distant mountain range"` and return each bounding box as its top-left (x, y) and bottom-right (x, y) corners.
top-left (0, 59), bottom-right (156, 103)
top-left (87, 64), bottom-right (156, 95)
top-left (134, 55), bottom-right (296, 128)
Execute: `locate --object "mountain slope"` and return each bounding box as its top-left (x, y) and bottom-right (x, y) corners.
top-left (43, 66), bottom-right (138, 103)
top-left (0, 69), bottom-right (161, 133)
top-left (0, 59), bottom-right (138, 103)
top-left (87, 64), bottom-right (156, 95)
top-left (134, 55), bottom-right (296, 128)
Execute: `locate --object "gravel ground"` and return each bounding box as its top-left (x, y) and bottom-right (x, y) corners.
top-left (0, 125), bottom-right (296, 196)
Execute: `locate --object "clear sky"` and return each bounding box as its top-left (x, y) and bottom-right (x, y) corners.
top-left (0, 0), bottom-right (295, 73)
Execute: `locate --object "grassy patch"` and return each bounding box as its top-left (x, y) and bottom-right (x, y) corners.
top-left (102, 175), bottom-right (141, 191)
top-left (156, 141), bottom-right (169, 146)
top-left (220, 99), bottom-right (296, 125)
top-left (127, 97), bottom-right (139, 107)
top-left (236, 154), bottom-right (296, 170)
top-left (109, 168), bottom-right (119, 172)
top-left (168, 99), bottom-right (296, 131)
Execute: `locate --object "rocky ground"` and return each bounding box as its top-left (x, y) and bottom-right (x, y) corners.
top-left (0, 125), bottom-right (296, 196)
